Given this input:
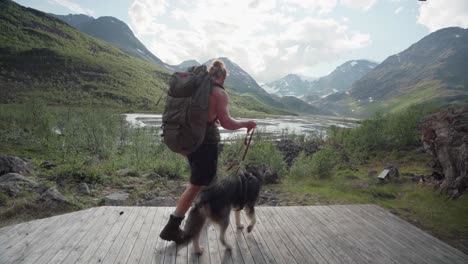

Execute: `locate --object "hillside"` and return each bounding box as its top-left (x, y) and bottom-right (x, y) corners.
top-left (0, 0), bottom-right (171, 111)
top-left (0, 1), bottom-right (292, 116)
top-left (52, 14), bottom-right (168, 69)
top-left (344, 27), bottom-right (468, 116)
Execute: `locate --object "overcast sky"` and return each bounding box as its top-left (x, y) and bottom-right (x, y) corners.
top-left (13, 0), bottom-right (468, 83)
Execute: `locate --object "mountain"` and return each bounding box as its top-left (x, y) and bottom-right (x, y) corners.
top-left (310, 60), bottom-right (378, 97)
top-left (52, 14), bottom-right (168, 69)
top-left (262, 74), bottom-right (315, 97)
top-left (203, 57), bottom-right (324, 115)
top-left (0, 0), bottom-right (287, 117)
top-left (170, 60), bottom-right (201, 72)
top-left (0, 0), bottom-right (172, 110)
top-left (264, 60), bottom-right (377, 99)
top-left (342, 27), bottom-right (468, 116)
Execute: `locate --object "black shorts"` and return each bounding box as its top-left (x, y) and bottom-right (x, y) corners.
top-left (187, 143), bottom-right (218, 186)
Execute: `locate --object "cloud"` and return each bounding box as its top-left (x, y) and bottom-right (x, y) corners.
top-left (394, 6), bottom-right (403, 14)
top-left (417, 0), bottom-right (468, 32)
top-left (48, 0), bottom-right (95, 16)
top-left (128, 0), bottom-right (371, 82)
top-left (340, 0), bottom-right (377, 11)
top-left (128, 0), bottom-right (166, 35)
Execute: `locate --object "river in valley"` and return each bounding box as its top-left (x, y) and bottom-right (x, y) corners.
top-left (125, 114), bottom-right (360, 140)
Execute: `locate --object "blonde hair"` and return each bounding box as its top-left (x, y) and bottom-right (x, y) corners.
top-left (208, 60), bottom-right (227, 80)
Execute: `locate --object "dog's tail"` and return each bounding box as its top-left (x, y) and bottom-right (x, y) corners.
top-left (182, 204), bottom-right (206, 242)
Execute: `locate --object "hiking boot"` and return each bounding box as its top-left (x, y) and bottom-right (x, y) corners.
top-left (159, 214), bottom-right (185, 243)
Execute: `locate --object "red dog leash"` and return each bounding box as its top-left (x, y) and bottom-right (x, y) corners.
top-left (219, 128), bottom-right (255, 174)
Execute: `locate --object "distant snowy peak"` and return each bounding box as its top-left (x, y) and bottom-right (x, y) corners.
top-left (263, 73), bottom-right (315, 97)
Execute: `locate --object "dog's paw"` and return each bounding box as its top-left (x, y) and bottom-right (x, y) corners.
top-left (194, 246), bottom-right (204, 255)
top-left (236, 224), bottom-right (244, 230)
top-left (247, 225), bottom-right (254, 233)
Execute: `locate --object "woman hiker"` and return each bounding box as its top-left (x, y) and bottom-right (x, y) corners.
top-left (159, 60), bottom-right (257, 243)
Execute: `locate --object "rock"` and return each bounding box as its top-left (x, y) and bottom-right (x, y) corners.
top-left (77, 183), bottom-right (90, 195)
top-left (40, 161), bottom-right (57, 170)
top-left (140, 197), bottom-right (176, 206)
top-left (104, 192), bottom-right (130, 206)
top-left (116, 168), bottom-right (139, 177)
top-left (117, 168), bottom-right (130, 176)
top-left (0, 155), bottom-right (34, 176)
top-left (0, 173), bottom-right (37, 197)
top-left (144, 173), bottom-right (162, 180)
top-left (344, 175), bottom-right (359, 180)
top-left (418, 106), bottom-right (468, 198)
top-left (40, 187), bottom-right (72, 208)
top-left (275, 139), bottom-right (321, 167)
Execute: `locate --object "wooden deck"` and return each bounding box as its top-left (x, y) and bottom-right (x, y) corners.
top-left (0, 205), bottom-right (466, 264)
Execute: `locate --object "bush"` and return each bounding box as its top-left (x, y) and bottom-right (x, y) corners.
top-left (220, 133), bottom-right (287, 177)
top-left (289, 147), bottom-right (338, 179)
top-left (54, 163), bottom-right (103, 184)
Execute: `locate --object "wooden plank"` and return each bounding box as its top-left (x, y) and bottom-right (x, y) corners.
top-left (58, 207), bottom-right (118, 263)
top-left (0, 209), bottom-right (74, 264)
top-left (125, 207), bottom-right (158, 264)
top-left (271, 207), bottom-right (327, 264)
top-left (319, 205), bottom-right (399, 264)
top-left (154, 207), bottom-right (172, 264)
top-left (348, 205), bottom-right (447, 263)
top-left (364, 204), bottom-right (468, 262)
top-left (206, 222), bottom-right (222, 264)
top-left (289, 206), bottom-right (352, 263)
top-left (63, 206), bottom-right (133, 264)
top-left (0, 217), bottom-right (48, 254)
top-left (112, 207), bottom-right (150, 264)
top-left (138, 207), bottom-right (166, 264)
top-left (352, 204), bottom-right (466, 264)
top-left (234, 211), bottom-right (266, 264)
top-left (74, 207), bottom-right (135, 264)
top-left (0, 218), bottom-right (46, 249)
top-left (98, 207), bottom-right (145, 264)
top-left (22, 207), bottom-right (101, 264)
top-left (341, 204), bottom-right (440, 263)
top-left (245, 207), bottom-right (286, 264)
top-left (313, 206), bottom-right (394, 264)
top-left (239, 209), bottom-right (277, 264)
top-left (227, 212), bottom-right (255, 264)
top-left (196, 216), bottom-right (210, 264)
top-left (261, 207), bottom-right (314, 264)
top-left (255, 208), bottom-right (299, 264)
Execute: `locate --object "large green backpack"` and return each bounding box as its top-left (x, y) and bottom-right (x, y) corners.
top-left (162, 65), bottom-right (213, 154)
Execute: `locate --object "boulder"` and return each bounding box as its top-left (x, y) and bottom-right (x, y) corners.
top-left (104, 192), bottom-right (130, 206)
top-left (116, 168), bottom-right (139, 177)
top-left (77, 183), bottom-right (90, 195)
top-left (40, 187), bottom-right (72, 209)
top-left (418, 106), bottom-right (468, 199)
top-left (0, 173), bottom-right (37, 197)
top-left (276, 139), bottom-right (321, 166)
top-left (0, 155), bottom-right (34, 176)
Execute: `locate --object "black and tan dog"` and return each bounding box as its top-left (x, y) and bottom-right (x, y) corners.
top-left (182, 171), bottom-right (262, 254)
